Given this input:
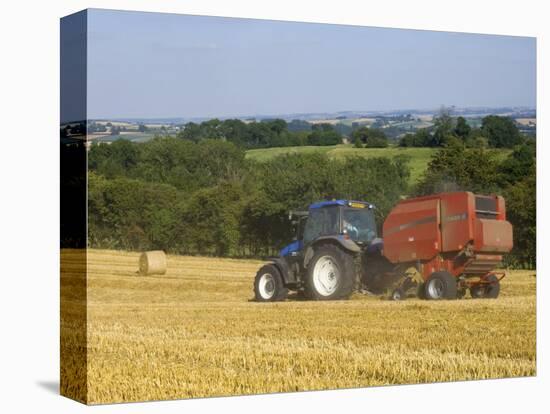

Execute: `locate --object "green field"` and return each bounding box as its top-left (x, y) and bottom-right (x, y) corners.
top-left (96, 133), bottom-right (156, 143)
top-left (246, 145), bottom-right (511, 185)
top-left (246, 145), bottom-right (436, 184)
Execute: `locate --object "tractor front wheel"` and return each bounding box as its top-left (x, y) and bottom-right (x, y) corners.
top-left (254, 264), bottom-right (288, 302)
top-left (424, 271), bottom-right (457, 300)
top-left (305, 245), bottom-right (355, 300)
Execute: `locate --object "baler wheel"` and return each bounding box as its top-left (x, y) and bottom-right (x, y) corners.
top-left (424, 271), bottom-right (457, 300)
top-left (470, 274), bottom-right (500, 299)
top-left (470, 285), bottom-right (484, 298)
top-left (484, 275), bottom-right (501, 298)
top-left (391, 288), bottom-right (405, 301)
top-left (416, 283), bottom-right (426, 299)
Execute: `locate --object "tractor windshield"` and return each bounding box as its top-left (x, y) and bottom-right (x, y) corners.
top-left (342, 207), bottom-right (377, 243)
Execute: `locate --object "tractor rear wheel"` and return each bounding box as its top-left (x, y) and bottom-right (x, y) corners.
top-left (254, 264), bottom-right (288, 302)
top-left (424, 271), bottom-right (457, 300)
top-left (305, 245), bottom-right (355, 300)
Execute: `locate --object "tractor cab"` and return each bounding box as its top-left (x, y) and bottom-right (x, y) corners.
top-left (282, 200), bottom-right (377, 257)
top-left (254, 200), bottom-right (377, 302)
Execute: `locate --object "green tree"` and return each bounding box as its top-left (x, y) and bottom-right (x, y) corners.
top-left (287, 119), bottom-right (312, 132)
top-left (415, 140), bottom-right (500, 195)
top-left (351, 127), bottom-right (388, 148)
top-left (498, 142), bottom-right (536, 187)
top-left (454, 116), bottom-right (471, 140)
top-left (333, 157), bottom-right (409, 224)
top-left (88, 139), bottom-right (140, 178)
top-left (218, 119), bottom-right (249, 146)
top-left (308, 124), bottom-right (343, 146)
top-left (399, 129), bottom-right (431, 147)
top-left (200, 119), bottom-right (223, 139)
top-left (481, 115), bottom-right (523, 148)
top-left (399, 133), bottom-right (415, 147)
top-left (504, 174), bottom-right (536, 268)
top-left (414, 128), bottom-right (431, 146)
top-left (365, 129), bottom-right (388, 148)
top-left (139, 138), bottom-right (246, 192)
top-left (88, 173), bottom-right (180, 251)
top-left (240, 189), bottom-right (289, 256)
top-left (464, 128), bottom-right (488, 148)
top-left (431, 107), bottom-right (455, 146)
top-left (181, 182), bottom-right (245, 256)
top-left (178, 122), bottom-right (202, 142)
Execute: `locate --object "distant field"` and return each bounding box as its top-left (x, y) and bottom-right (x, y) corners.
top-left (61, 249), bottom-right (536, 404)
top-left (94, 133), bottom-right (157, 143)
top-left (516, 118), bottom-right (536, 126)
top-left (246, 145), bottom-right (511, 185)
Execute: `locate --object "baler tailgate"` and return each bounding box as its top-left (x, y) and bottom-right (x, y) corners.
top-left (474, 219), bottom-right (513, 253)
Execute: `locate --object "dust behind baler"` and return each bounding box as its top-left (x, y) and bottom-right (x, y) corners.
top-left (377, 192), bottom-right (514, 299)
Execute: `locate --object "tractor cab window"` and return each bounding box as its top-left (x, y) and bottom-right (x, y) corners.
top-left (303, 206), bottom-right (339, 244)
top-left (343, 207), bottom-right (377, 243)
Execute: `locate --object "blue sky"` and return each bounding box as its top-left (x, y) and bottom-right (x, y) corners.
top-left (87, 9), bottom-right (536, 119)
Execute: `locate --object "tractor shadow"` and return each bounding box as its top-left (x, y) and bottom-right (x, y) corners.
top-left (247, 292), bottom-right (311, 302)
top-left (286, 293), bottom-right (310, 301)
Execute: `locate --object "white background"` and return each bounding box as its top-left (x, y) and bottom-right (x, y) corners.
top-left (0, 0), bottom-right (547, 412)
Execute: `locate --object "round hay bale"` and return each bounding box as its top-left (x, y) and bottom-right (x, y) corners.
top-left (139, 251), bottom-right (167, 275)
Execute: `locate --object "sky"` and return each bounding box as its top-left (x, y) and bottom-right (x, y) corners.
top-left (86, 9), bottom-right (536, 119)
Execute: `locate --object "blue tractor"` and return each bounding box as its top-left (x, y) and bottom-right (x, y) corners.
top-left (254, 199), bottom-right (381, 301)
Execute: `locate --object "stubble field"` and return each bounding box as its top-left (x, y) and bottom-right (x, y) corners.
top-left (61, 249), bottom-right (536, 404)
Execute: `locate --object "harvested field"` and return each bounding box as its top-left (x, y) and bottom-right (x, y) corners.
top-left (61, 249), bottom-right (536, 404)
top-left (515, 118), bottom-right (536, 126)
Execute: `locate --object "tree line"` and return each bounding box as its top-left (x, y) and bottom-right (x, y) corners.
top-left (175, 113), bottom-right (527, 151)
top-left (88, 138), bottom-right (407, 257)
top-left (88, 134), bottom-right (535, 267)
top-left (176, 118), bottom-right (391, 148)
top-left (177, 118), bottom-right (341, 148)
top-left (399, 110), bottom-right (527, 149)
